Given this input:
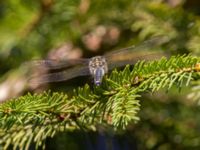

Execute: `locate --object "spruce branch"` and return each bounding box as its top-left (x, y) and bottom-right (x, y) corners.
top-left (0, 55), bottom-right (200, 149)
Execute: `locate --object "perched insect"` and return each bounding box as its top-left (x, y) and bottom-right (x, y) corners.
top-left (28, 36), bottom-right (169, 86)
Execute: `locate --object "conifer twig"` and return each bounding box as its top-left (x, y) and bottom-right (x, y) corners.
top-left (0, 55), bottom-right (200, 150)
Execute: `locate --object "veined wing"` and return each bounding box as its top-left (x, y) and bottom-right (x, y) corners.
top-left (105, 35), bottom-right (169, 59)
top-left (29, 65), bottom-right (90, 86)
top-left (26, 58), bottom-right (89, 70)
top-left (105, 35), bottom-right (170, 70)
top-left (107, 51), bottom-right (168, 71)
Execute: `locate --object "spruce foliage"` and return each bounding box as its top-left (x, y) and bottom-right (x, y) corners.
top-left (0, 55), bottom-right (200, 150)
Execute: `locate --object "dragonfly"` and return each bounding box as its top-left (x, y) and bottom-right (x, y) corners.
top-left (29, 36), bottom-right (169, 86)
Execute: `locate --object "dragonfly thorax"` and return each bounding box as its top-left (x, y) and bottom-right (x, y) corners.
top-left (88, 56), bottom-right (108, 85)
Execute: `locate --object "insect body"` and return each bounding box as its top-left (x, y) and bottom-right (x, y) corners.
top-left (88, 56), bottom-right (108, 85)
top-left (29, 36), bottom-right (169, 86)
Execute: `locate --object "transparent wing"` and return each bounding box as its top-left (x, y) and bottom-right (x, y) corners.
top-left (26, 58), bottom-right (89, 70)
top-left (105, 35), bottom-right (170, 70)
top-left (105, 35), bottom-right (169, 58)
top-left (107, 51), bottom-right (168, 71)
top-left (29, 65), bottom-right (90, 86)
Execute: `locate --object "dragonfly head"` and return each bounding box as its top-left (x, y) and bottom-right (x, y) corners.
top-left (88, 56), bottom-right (108, 86)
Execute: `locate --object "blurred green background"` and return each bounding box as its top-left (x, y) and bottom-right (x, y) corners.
top-left (1, 0), bottom-right (200, 149)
